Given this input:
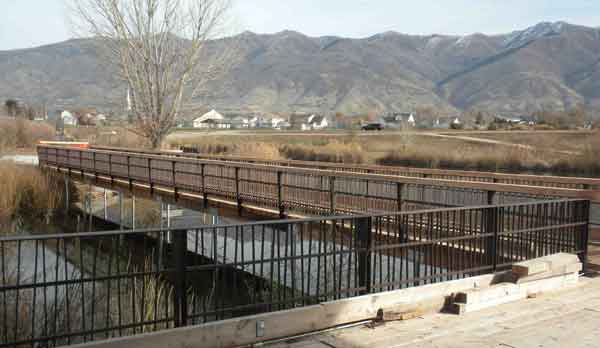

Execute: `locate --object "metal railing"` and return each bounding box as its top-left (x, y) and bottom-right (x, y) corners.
top-left (93, 145), bottom-right (600, 190)
top-left (0, 199), bottom-right (589, 347)
top-left (38, 146), bottom-right (593, 219)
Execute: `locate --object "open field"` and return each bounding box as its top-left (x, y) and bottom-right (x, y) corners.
top-left (1, 114), bottom-right (597, 177)
top-left (165, 129), bottom-right (600, 176)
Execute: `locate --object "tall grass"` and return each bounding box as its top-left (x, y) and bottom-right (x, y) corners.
top-left (280, 141), bottom-right (365, 164)
top-left (167, 130), bottom-right (600, 176)
top-left (0, 162), bottom-right (66, 229)
top-left (377, 136), bottom-right (600, 175)
top-left (0, 117), bottom-right (54, 153)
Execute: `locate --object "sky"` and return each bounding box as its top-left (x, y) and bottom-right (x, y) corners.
top-left (1, 0), bottom-right (600, 50)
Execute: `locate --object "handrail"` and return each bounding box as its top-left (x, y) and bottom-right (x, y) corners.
top-left (91, 145), bottom-right (600, 188)
top-left (1, 197), bottom-right (587, 242)
top-left (38, 144), bottom-right (597, 199)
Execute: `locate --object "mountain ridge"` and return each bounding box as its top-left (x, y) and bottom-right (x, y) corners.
top-left (2, 21), bottom-right (600, 116)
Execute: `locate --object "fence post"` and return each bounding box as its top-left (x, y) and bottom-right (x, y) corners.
top-left (487, 190), bottom-right (496, 205)
top-left (172, 160), bottom-right (178, 200)
top-left (579, 200), bottom-right (590, 273)
top-left (79, 149), bottom-right (83, 176)
top-left (103, 189), bottom-right (108, 220)
top-left (126, 155), bottom-right (133, 191)
top-left (330, 177), bottom-right (336, 214)
top-left (148, 158), bottom-right (154, 194)
top-left (277, 171), bottom-right (285, 218)
top-left (67, 149), bottom-right (72, 176)
top-left (64, 175), bottom-right (70, 215)
top-left (397, 183), bottom-right (404, 211)
top-left (131, 196), bottom-right (136, 230)
top-left (235, 167), bottom-right (242, 216)
top-left (108, 153), bottom-right (114, 185)
top-left (173, 230), bottom-right (188, 327)
top-left (93, 151), bottom-right (98, 183)
top-left (201, 163), bottom-right (208, 208)
top-left (483, 206), bottom-right (499, 272)
top-left (356, 217), bottom-right (372, 295)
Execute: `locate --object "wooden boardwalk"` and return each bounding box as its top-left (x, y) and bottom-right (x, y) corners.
top-left (266, 275), bottom-right (600, 348)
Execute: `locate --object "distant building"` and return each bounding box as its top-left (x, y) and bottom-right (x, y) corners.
top-left (493, 115), bottom-right (536, 126)
top-left (297, 114), bottom-right (328, 130)
top-left (383, 112), bottom-right (416, 128)
top-left (230, 116), bottom-right (250, 129)
top-left (193, 109), bottom-right (230, 129)
top-left (271, 117), bottom-right (287, 129)
top-left (61, 110), bottom-right (78, 126)
top-left (433, 116), bottom-right (461, 129)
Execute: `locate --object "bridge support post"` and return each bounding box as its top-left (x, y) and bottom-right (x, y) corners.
top-left (172, 229), bottom-right (188, 327)
top-left (356, 217), bottom-right (372, 295)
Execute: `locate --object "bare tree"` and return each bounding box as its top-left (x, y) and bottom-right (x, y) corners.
top-left (4, 99), bottom-right (19, 118)
top-left (69, 0), bottom-right (234, 148)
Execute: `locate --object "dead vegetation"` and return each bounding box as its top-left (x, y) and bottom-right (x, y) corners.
top-left (0, 162), bottom-right (67, 229)
top-left (0, 117), bottom-right (54, 153)
top-left (167, 130), bottom-right (600, 176)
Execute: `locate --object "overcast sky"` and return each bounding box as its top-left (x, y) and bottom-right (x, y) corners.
top-left (1, 0), bottom-right (600, 50)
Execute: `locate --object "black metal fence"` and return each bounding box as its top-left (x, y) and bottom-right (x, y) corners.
top-left (0, 199), bottom-right (589, 347)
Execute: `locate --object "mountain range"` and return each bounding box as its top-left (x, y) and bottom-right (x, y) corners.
top-left (2, 21), bottom-right (600, 116)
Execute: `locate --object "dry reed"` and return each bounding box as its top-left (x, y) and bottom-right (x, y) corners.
top-left (0, 162), bottom-right (65, 228)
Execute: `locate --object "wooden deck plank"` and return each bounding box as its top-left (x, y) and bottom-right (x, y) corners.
top-left (265, 277), bottom-right (600, 348)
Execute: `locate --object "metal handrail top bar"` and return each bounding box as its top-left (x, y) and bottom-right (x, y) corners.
top-left (1, 198), bottom-right (586, 242)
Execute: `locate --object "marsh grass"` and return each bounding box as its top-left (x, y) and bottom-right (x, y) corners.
top-left (0, 162), bottom-right (66, 229)
top-left (0, 117), bottom-right (54, 153)
top-left (378, 135), bottom-right (600, 175)
top-left (167, 130), bottom-right (600, 176)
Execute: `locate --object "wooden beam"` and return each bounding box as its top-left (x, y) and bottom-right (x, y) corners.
top-left (68, 273), bottom-right (501, 348)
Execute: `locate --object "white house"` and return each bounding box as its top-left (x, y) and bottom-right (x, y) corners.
top-left (61, 110), bottom-right (78, 126)
top-left (383, 112), bottom-right (416, 129)
top-left (193, 109), bottom-right (229, 129)
top-left (231, 116), bottom-right (250, 129)
top-left (308, 114), bottom-right (328, 130)
top-left (271, 117), bottom-right (287, 129)
top-left (96, 114), bottom-right (107, 123)
top-left (248, 116), bottom-right (270, 128)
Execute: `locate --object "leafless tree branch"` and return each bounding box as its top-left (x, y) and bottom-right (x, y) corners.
top-left (68, 0), bottom-right (235, 148)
